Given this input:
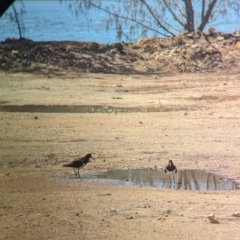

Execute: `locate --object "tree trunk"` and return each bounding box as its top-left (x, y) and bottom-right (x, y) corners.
top-left (12, 4), bottom-right (22, 38)
top-left (198, 0), bottom-right (217, 32)
top-left (183, 0), bottom-right (195, 32)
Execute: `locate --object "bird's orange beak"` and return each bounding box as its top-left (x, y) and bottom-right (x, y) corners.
top-left (91, 156), bottom-right (96, 161)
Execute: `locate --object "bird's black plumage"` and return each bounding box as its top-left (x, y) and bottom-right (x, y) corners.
top-left (164, 160), bottom-right (177, 173)
top-left (63, 153), bottom-right (95, 178)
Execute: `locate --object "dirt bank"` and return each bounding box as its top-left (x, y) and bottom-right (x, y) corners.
top-left (1, 29), bottom-right (240, 74)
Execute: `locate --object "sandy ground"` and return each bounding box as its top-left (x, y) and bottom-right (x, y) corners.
top-left (1, 70), bottom-right (240, 240)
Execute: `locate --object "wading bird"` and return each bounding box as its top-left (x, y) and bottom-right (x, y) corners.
top-left (63, 153), bottom-right (95, 178)
top-left (164, 160), bottom-right (177, 182)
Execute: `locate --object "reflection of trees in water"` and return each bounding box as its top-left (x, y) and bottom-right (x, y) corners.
top-left (97, 169), bottom-right (237, 191)
top-left (178, 170), bottom-right (218, 190)
top-left (175, 170), bottom-right (237, 190)
top-left (206, 172), bottom-right (217, 190)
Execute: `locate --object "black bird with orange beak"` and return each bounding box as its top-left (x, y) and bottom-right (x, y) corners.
top-left (63, 153), bottom-right (96, 178)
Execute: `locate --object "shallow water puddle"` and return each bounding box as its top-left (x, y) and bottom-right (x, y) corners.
top-left (0, 104), bottom-right (162, 113)
top-left (63, 169), bottom-right (239, 191)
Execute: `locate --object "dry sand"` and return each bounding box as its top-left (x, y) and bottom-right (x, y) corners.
top-left (1, 71), bottom-right (240, 240)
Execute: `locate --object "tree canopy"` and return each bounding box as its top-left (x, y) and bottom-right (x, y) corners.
top-left (67, 0), bottom-right (240, 41)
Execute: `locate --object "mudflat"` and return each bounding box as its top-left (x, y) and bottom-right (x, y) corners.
top-left (1, 71), bottom-right (240, 240)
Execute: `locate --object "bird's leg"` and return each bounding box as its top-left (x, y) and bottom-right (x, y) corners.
top-left (78, 169), bottom-right (80, 179)
top-left (74, 169), bottom-right (78, 178)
